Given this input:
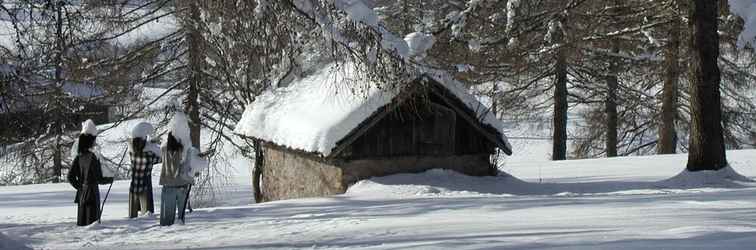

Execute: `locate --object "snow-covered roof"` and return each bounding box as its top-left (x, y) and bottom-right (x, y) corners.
top-left (0, 79), bottom-right (106, 114)
top-left (234, 63), bottom-right (512, 157)
top-left (60, 81), bottom-right (105, 98)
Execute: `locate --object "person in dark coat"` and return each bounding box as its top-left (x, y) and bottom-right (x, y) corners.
top-left (128, 122), bottom-right (161, 218)
top-left (67, 132), bottom-right (112, 226)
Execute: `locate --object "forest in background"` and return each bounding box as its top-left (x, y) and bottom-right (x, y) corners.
top-left (0, 0), bottom-right (754, 190)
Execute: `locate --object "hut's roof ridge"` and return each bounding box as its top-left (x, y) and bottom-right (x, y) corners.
top-left (234, 62), bottom-right (511, 156)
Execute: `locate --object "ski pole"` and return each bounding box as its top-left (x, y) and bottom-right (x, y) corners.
top-left (187, 184), bottom-right (193, 213)
top-left (98, 182), bottom-right (113, 224)
top-left (99, 148), bottom-right (128, 224)
top-left (180, 184), bottom-right (191, 223)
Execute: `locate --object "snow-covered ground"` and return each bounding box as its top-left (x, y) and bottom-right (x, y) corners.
top-left (2, 146), bottom-right (755, 249)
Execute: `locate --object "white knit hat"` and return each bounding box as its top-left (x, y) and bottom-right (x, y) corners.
top-left (130, 122), bottom-right (154, 139)
top-left (162, 111), bottom-right (193, 164)
top-left (81, 119), bottom-right (98, 136)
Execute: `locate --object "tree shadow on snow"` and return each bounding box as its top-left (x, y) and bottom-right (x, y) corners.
top-left (483, 230), bottom-right (756, 250)
top-left (163, 229), bottom-right (616, 250)
top-left (356, 167), bottom-right (755, 197)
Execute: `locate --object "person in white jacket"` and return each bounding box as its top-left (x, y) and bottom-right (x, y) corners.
top-left (158, 112), bottom-right (207, 226)
top-left (159, 132), bottom-right (192, 226)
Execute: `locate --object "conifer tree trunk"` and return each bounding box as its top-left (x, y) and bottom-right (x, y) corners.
top-left (605, 41), bottom-right (619, 158)
top-left (686, 0), bottom-right (727, 171)
top-left (183, 0), bottom-right (203, 148)
top-left (553, 46), bottom-right (568, 161)
top-left (658, 13), bottom-right (680, 155)
top-left (52, 0), bottom-right (65, 183)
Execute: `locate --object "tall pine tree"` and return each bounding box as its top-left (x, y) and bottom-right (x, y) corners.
top-left (686, 0), bottom-right (727, 171)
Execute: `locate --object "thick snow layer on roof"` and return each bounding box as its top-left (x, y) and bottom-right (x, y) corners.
top-left (235, 63), bottom-right (511, 156)
top-left (235, 63), bottom-right (398, 155)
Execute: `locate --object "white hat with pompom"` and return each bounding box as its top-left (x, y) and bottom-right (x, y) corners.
top-left (81, 119), bottom-right (98, 136)
top-left (130, 122), bottom-right (154, 139)
top-left (163, 111), bottom-right (193, 163)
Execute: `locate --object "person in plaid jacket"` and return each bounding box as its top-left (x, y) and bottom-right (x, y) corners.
top-left (128, 122), bottom-right (162, 218)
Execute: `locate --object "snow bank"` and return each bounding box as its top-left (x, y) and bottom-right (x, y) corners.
top-left (348, 153), bottom-right (755, 198)
top-left (347, 169), bottom-right (521, 198)
top-left (660, 166), bottom-right (753, 188)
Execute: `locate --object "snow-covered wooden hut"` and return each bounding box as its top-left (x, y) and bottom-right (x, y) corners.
top-left (235, 64), bottom-right (513, 201)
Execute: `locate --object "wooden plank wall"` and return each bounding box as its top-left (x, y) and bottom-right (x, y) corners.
top-left (342, 93), bottom-right (494, 159)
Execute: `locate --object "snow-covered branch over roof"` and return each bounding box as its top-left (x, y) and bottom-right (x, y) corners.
top-left (234, 63), bottom-right (512, 156)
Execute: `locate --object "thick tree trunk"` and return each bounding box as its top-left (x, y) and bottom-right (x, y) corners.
top-left (552, 46), bottom-right (568, 161)
top-left (605, 41), bottom-right (619, 158)
top-left (686, 0), bottom-right (727, 171)
top-left (184, 0), bottom-right (203, 148)
top-left (658, 14), bottom-right (681, 155)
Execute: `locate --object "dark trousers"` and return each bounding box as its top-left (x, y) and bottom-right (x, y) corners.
top-left (160, 186), bottom-right (187, 226)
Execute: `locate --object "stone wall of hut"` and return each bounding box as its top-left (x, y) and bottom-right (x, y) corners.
top-left (260, 145), bottom-right (346, 202)
top-left (259, 144), bottom-right (493, 201)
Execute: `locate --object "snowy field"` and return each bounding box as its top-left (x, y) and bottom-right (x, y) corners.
top-left (2, 144), bottom-right (755, 249)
